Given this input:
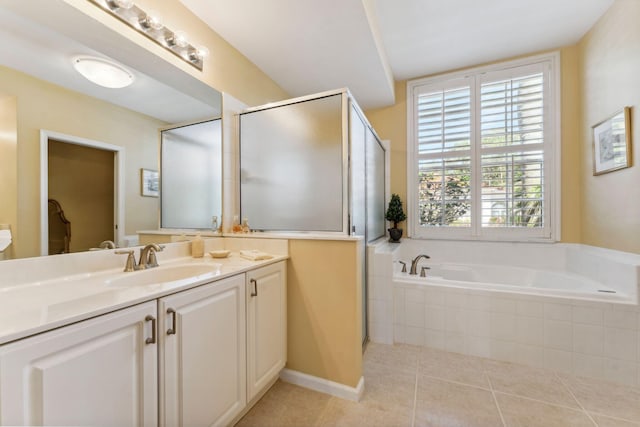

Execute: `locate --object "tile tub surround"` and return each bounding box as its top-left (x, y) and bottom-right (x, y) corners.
top-left (367, 240), bottom-right (640, 387)
top-left (237, 343), bottom-right (640, 427)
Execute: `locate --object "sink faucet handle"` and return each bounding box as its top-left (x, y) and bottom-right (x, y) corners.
top-left (115, 250), bottom-right (137, 272)
top-left (420, 266), bottom-right (431, 277)
top-left (398, 261), bottom-right (407, 273)
top-left (147, 246), bottom-right (164, 268)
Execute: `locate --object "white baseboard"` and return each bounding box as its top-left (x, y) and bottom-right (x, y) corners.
top-left (279, 368), bottom-right (365, 402)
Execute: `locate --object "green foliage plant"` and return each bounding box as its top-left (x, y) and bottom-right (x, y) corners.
top-left (385, 194), bottom-right (407, 228)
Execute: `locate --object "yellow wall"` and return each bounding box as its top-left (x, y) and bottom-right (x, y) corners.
top-left (578, 0), bottom-right (640, 253)
top-left (287, 239), bottom-right (363, 388)
top-left (366, 48), bottom-right (584, 243)
top-left (0, 65), bottom-right (163, 258)
top-left (48, 140), bottom-right (114, 253)
top-left (0, 95), bottom-right (17, 260)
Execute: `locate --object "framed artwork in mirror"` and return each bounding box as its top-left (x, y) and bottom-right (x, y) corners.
top-left (141, 168), bottom-right (159, 197)
top-left (592, 107), bottom-right (632, 175)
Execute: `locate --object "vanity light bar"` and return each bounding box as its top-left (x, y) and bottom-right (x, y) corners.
top-left (88, 0), bottom-right (207, 71)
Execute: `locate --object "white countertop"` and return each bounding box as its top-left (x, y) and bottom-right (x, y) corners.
top-left (0, 253), bottom-right (287, 346)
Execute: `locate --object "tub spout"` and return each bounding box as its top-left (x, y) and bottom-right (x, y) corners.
top-left (410, 254), bottom-right (430, 275)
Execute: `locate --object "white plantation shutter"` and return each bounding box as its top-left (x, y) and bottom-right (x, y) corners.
top-left (408, 55), bottom-right (557, 240)
top-left (415, 80), bottom-right (472, 228)
top-left (479, 67), bottom-right (547, 231)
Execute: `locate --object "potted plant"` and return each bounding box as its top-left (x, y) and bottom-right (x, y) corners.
top-left (385, 193), bottom-right (407, 243)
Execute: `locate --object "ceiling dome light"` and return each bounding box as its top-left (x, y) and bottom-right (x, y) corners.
top-left (72, 56), bottom-right (134, 89)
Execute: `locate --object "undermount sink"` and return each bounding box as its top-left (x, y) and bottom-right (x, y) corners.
top-left (105, 263), bottom-right (222, 287)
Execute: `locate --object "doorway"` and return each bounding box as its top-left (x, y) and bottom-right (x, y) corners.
top-left (39, 130), bottom-right (124, 255)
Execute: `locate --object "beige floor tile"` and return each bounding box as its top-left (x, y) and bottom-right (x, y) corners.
top-left (418, 347), bottom-right (491, 389)
top-left (238, 344), bottom-right (640, 427)
top-left (364, 342), bottom-right (420, 374)
top-left (235, 380), bottom-right (331, 427)
top-left (361, 362), bottom-right (417, 412)
top-left (496, 393), bottom-right (595, 427)
top-left (560, 375), bottom-right (640, 422)
top-left (486, 361), bottom-right (580, 408)
top-left (316, 397), bottom-right (412, 427)
top-left (591, 414), bottom-right (640, 427)
top-left (235, 394), bottom-right (287, 427)
top-left (414, 376), bottom-right (503, 427)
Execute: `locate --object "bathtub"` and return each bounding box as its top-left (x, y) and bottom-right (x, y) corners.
top-left (395, 262), bottom-right (629, 303)
top-left (367, 240), bottom-right (640, 387)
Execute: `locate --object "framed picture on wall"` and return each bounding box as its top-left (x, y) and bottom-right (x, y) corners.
top-left (592, 107), bottom-right (632, 175)
top-left (141, 168), bottom-right (159, 197)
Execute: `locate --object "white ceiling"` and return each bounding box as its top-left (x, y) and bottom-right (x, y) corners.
top-left (179, 0), bottom-right (614, 109)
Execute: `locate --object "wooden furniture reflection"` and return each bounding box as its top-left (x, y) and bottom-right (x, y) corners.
top-left (48, 199), bottom-right (71, 254)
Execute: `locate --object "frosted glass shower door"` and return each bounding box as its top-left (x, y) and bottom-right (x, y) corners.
top-left (366, 131), bottom-right (386, 242)
top-left (239, 94), bottom-right (344, 232)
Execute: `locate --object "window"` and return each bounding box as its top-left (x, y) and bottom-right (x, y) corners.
top-left (407, 53), bottom-right (559, 241)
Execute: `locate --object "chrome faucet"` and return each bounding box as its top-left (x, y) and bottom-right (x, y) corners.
top-left (138, 243), bottom-right (164, 270)
top-left (409, 254), bottom-right (430, 275)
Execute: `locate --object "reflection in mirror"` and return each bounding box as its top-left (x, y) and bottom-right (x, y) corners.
top-left (47, 138), bottom-right (116, 254)
top-left (161, 119), bottom-right (222, 229)
top-left (0, 1), bottom-right (223, 259)
top-left (47, 199), bottom-right (71, 255)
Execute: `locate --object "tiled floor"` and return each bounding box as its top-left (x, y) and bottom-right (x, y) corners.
top-left (236, 343), bottom-right (640, 427)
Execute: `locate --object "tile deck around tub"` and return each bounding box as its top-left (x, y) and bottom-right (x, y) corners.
top-left (235, 343), bottom-right (640, 427)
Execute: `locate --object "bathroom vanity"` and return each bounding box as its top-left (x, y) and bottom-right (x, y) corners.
top-left (0, 240), bottom-right (287, 427)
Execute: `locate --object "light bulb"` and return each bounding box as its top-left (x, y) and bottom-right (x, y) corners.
top-left (196, 46), bottom-right (210, 59)
top-left (173, 31), bottom-right (189, 48)
top-left (138, 10), bottom-right (163, 31)
top-left (105, 0), bottom-right (134, 10)
top-left (114, 0), bottom-right (134, 9)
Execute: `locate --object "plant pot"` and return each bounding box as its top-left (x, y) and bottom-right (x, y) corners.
top-left (388, 227), bottom-right (403, 243)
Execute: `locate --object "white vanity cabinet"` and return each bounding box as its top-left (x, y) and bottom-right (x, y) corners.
top-left (246, 262), bottom-right (287, 401)
top-left (0, 260), bottom-right (288, 427)
top-left (159, 274), bottom-right (246, 427)
top-left (0, 301), bottom-right (158, 427)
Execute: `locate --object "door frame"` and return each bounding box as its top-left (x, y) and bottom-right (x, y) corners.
top-left (39, 130), bottom-right (125, 256)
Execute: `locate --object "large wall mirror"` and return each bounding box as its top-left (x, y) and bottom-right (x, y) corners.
top-left (0, 1), bottom-right (223, 260)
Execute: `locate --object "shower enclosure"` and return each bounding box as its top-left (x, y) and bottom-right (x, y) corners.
top-left (239, 89), bottom-right (387, 344)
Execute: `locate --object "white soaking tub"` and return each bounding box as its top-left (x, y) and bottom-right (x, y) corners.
top-left (395, 262), bottom-right (627, 303)
top-left (367, 240), bottom-right (640, 387)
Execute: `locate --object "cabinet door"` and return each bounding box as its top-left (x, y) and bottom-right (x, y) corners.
top-left (159, 274), bottom-right (246, 427)
top-left (0, 301), bottom-right (158, 427)
top-left (247, 262), bottom-right (287, 400)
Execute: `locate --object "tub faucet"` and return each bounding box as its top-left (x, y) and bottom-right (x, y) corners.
top-left (410, 254), bottom-right (431, 275)
top-left (138, 243), bottom-right (164, 270)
